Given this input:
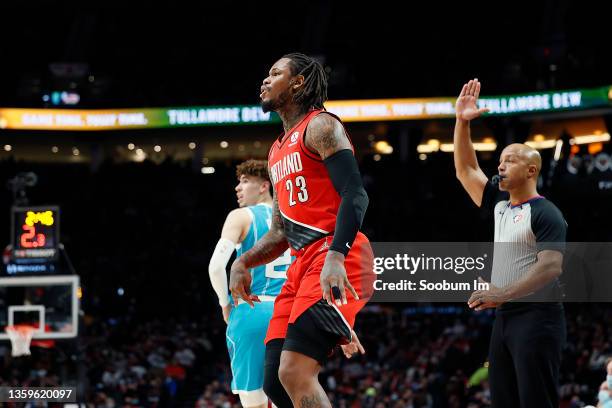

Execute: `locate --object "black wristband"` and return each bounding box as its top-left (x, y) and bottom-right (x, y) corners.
top-left (323, 149), bottom-right (369, 256)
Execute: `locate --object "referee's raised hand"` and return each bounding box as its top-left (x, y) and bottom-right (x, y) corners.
top-left (456, 79), bottom-right (490, 121)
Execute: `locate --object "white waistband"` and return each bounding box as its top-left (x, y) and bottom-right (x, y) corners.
top-left (237, 295), bottom-right (276, 305)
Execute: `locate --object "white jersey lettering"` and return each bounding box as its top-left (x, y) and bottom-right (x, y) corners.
top-left (270, 152), bottom-right (303, 184)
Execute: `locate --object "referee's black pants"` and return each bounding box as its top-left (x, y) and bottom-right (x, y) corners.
top-left (489, 302), bottom-right (566, 408)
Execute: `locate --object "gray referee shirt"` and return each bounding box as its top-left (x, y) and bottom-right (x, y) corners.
top-left (481, 182), bottom-right (567, 296)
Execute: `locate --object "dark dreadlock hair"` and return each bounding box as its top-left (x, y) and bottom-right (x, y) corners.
top-left (282, 53), bottom-right (328, 113)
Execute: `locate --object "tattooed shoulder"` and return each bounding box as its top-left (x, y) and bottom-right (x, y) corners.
top-left (305, 113), bottom-right (351, 160)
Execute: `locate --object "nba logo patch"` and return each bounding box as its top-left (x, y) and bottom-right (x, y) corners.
top-left (513, 214), bottom-right (523, 223)
top-left (289, 132), bottom-right (300, 146)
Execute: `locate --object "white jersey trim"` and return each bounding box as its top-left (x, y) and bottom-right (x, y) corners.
top-left (279, 209), bottom-right (330, 234)
top-left (331, 303), bottom-right (353, 340)
top-left (237, 295), bottom-right (276, 305)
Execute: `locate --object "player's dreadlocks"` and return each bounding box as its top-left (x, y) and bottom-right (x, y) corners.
top-left (283, 53), bottom-right (328, 113)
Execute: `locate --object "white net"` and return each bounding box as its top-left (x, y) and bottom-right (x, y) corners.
top-left (5, 325), bottom-right (35, 357)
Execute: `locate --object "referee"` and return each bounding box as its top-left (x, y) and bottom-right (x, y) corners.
top-left (453, 79), bottom-right (567, 408)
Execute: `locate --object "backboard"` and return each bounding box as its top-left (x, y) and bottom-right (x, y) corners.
top-left (0, 275), bottom-right (79, 340)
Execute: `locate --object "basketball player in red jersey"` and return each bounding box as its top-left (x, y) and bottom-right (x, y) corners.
top-left (229, 53), bottom-right (375, 407)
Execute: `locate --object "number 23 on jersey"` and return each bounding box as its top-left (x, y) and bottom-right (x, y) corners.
top-left (285, 175), bottom-right (309, 206)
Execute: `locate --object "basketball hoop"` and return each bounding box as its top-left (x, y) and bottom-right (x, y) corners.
top-left (5, 325), bottom-right (35, 357)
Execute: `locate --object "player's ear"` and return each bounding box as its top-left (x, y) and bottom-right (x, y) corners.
top-left (291, 75), bottom-right (304, 91)
top-left (261, 180), bottom-right (271, 194)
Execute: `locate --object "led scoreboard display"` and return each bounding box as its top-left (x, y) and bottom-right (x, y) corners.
top-left (11, 206), bottom-right (60, 261)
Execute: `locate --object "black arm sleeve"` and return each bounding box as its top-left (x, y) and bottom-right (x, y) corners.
top-left (323, 149), bottom-right (369, 256)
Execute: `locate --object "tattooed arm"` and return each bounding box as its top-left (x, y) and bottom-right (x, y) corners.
top-left (305, 113), bottom-right (353, 159)
top-left (229, 185), bottom-right (289, 307)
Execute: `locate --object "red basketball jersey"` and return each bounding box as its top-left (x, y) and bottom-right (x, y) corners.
top-left (268, 109), bottom-right (353, 251)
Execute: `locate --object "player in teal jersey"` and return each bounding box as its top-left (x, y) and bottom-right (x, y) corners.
top-left (209, 159), bottom-right (291, 408)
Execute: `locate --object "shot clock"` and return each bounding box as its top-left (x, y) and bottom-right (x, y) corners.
top-left (11, 206), bottom-right (60, 261)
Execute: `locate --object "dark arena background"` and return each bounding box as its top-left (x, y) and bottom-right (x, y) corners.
top-left (1, 2), bottom-right (611, 407)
